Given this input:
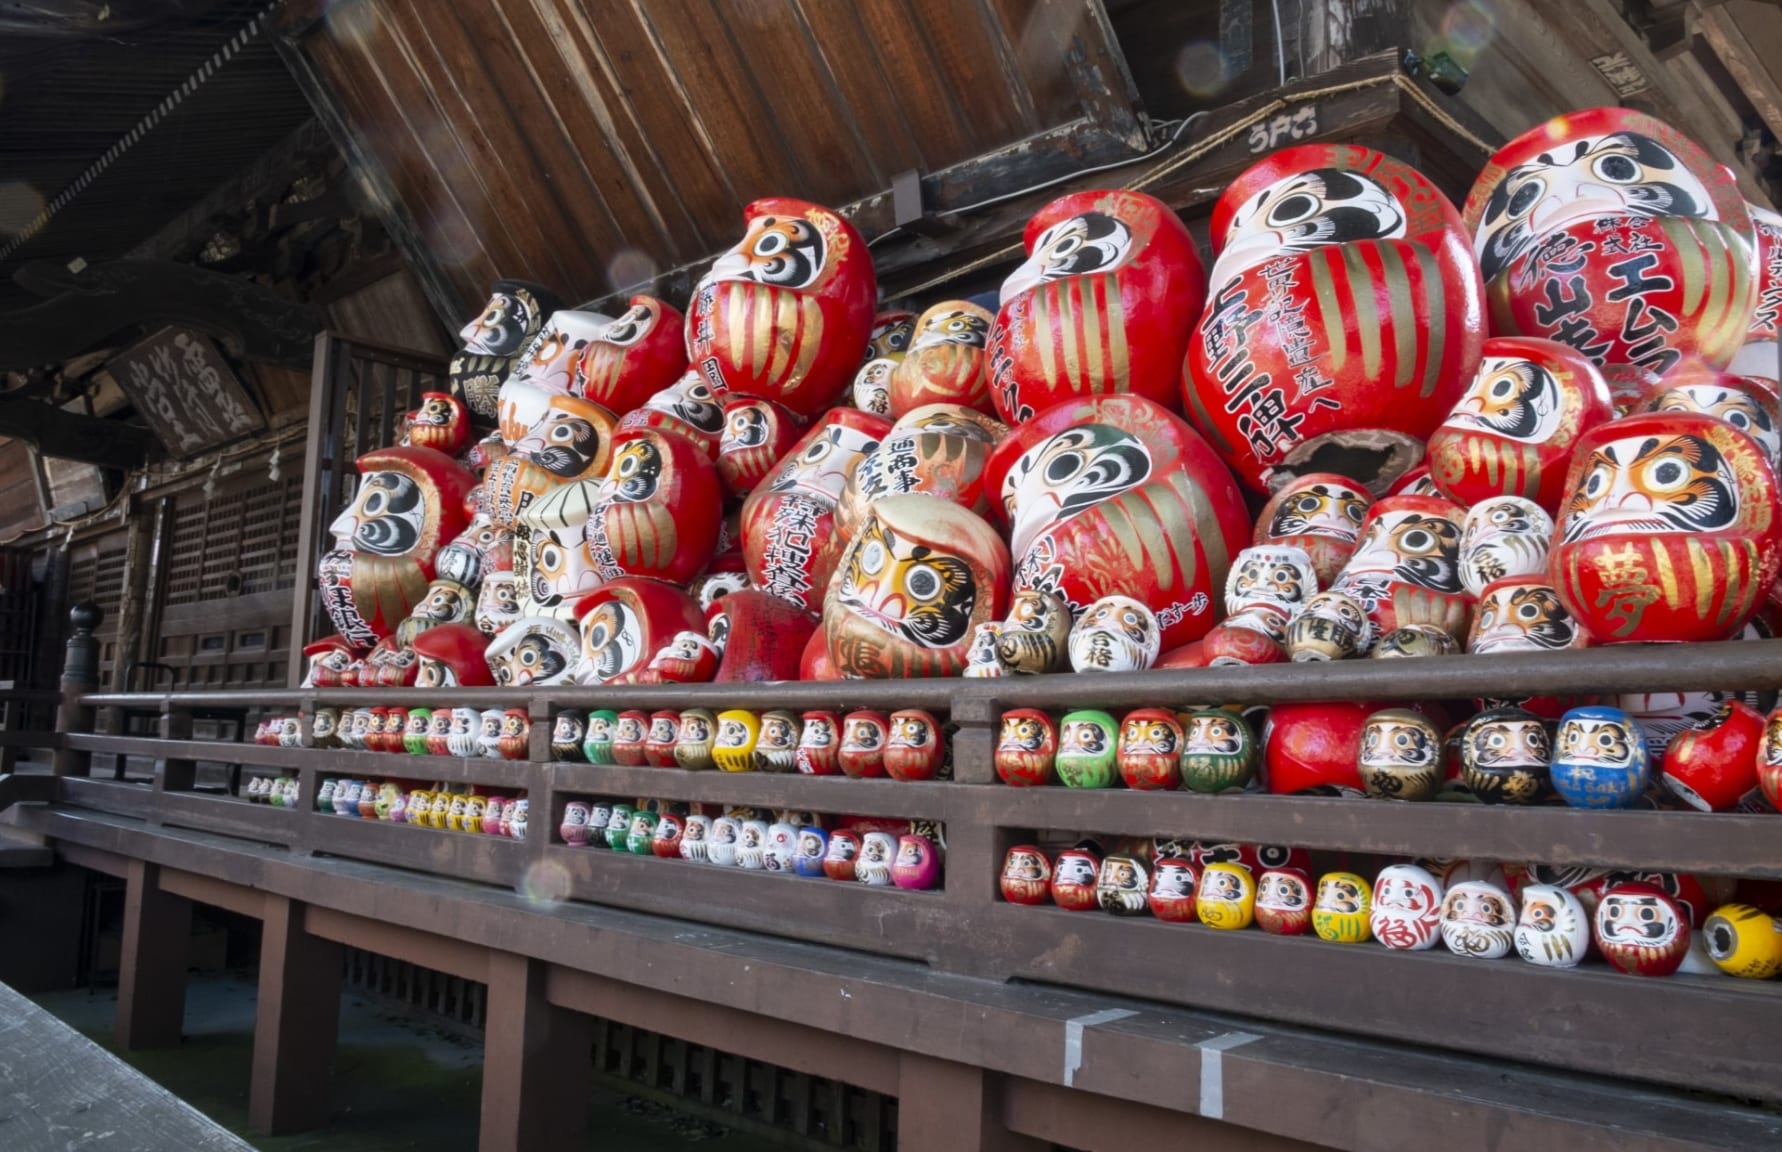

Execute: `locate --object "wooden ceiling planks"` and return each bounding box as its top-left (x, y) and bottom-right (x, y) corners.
top-left (287, 0), bottom-right (1139, 312)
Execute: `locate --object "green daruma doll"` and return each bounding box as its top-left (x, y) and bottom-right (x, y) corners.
top-left (1178, 709), bottom-right (1256, 793)
top-left (1055, 710), bottom-right (1119, 788)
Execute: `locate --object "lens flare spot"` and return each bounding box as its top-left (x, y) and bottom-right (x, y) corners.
top-left (1434, 0), bottom-right (1498, 70)
top-left (0, 182), bottom-right (45, 237)
top-left (324, 0), bottom-right (378, 48)
top-left (1175, 40), bottom-right (1235, 100)
top-left (607, 248), bottom-right (658, 294)
top-left (521, 858), bottom-right (571, 905)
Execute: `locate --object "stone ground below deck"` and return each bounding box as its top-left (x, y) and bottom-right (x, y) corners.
top-left (31, 972), bottom-right (796, 1151)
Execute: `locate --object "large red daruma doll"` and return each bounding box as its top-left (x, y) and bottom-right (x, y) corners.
top-left (686, 198), bottom-right (876, 418)
top-left (1185, 145), bottom-right (1485, 495)
top-left (1426, 336), bottom-right (1615, 513)
top-left (1553, 411), bottom-right (1781, 643)
top-left (984, 395), bottom-right (1251, 651)
top-left (989, 189), bottom-right (1203, 425)
top-left (573, 295), bottom-right (688, 415)
top-left (742, 408), bottom-right (891, 611)
top-left (317, 446), bottom-right (477, 649)
top-left (1465, 108), bottom-right (1758, 380)
top-left (582, 428), bottom-right (722, 586)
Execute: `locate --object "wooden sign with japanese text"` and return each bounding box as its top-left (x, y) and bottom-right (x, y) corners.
top-left (109, 326), bottom-right (264, 458)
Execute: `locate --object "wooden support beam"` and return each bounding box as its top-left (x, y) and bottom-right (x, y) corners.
top-left (0, 395), bottom-right (156, 470)
top-left (249, 897), bottom-right (341, 1135)
top-left (115, 859), bottom-right (191, 1050)
top-left (1003, 1077), bottom-right (1327, 1152)
top-left (1700, 1), bottom-right (1782, 141)
top-left (479, 951), bottom-right (592, 1152)
top-left (0, 259), bottom-right (320, 372)
top-left (898, 1053), bottom-right (1045, 1152)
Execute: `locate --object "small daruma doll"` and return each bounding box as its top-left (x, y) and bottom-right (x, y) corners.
top-left (990, 188), bottom-right (1205, 423)
top-left (1096, 855), bottom-right (1150, 916)
top-left (1358, 708), bottom-right (1443, 801)
top-left (1252, 474), bottom-right (1373, 588)
top-left (1056, 710), bottom-right (1119, 789)
top-left (1067, 595), bottom-right (1161, 673)
top-left (573, 296), bottom-right (688, 415)
top-left (1195, 862), bottom-right (1256, 930)
top-left (892, 834), bottom-right (942, 891)
top-left (1594, 882), bottom-right (1690, 977)
top-left (1552, 705), bottom-right (1650, 809)
top-left (1312, 872), bottom-right (1373, 944)
top-left (795, 711), bottom-right (841, 776)
top-left (823, 829), bottom-right (861, 882)
top-left (687, 197), bottom-right (877, 418)
top-left (838, 711), bottom-right (888, 779)
top-left (1178, 709), bottom-right (1256, 793)
top-left (1428, 337), bottom-right (1614, 513)
top-left (1147, 858), bottom-right (1198, 923)
top-left (1460, 706), bottom-right (1552, 805)
top-left (675, 709), bottom-right (717, 771)
top-left (1458, 497), bottom-right (1554, 600)
top-left (612, 710), bottom-right (650, 766)
top-left (1253, 867), bottom-right (1312, 936)
top-left (884, 709), bottom-right (945, 782)
top-left (1370, 864), bottom-right (1444, 951)
top-left (1329, 494), bottom-right (1471, 642)
top-left (1440, 880), bottom-right (1517, 960)
top-left (996, 709), bottom-right (1058, 787)
top-left (890, 301), bottom-right (995, 417)
top-left (1552, 411), bottom-right (1780, 645)
top-left (823, 494), bottom-right (1010, 678)
top-left (1001, 846), bottom-right (1053, 906)
top-left (1117, 708), bottom-right (1183, 791)
top-left (1513, 884), bottom-right (1590, 969)
top-left (713, 710), bottom-right (760, 773)
top-left (1049, 846), bottom-right (1102, 912)
top-left (1760, 707), bottom-right (1782, 811)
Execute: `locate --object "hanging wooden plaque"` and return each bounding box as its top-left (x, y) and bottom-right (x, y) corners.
top-left (108, 326), bottom-right (264, 458)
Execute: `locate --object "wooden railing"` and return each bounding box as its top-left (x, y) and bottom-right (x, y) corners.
top-left (17, 638), bottom-right (1782, 1106)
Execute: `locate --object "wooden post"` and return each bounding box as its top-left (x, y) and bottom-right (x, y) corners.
top-left (115, 859), bottom-right (191, 1050)
top-left (110, 496), bottom-right (154, 692)
top-left (898, 1053), bottom-right (1044, 1152)
top-left (250, 896), bottom-right (342, 1134)
top-left (478, 953), bottom-right (591, 1152)
top-left (51, 603), bottom-right (100, 777)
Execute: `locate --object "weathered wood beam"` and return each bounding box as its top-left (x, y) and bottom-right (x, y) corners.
top-left (1699, 1), bottom-right (1782, 142)
top-left (269, 30), bottom-right (470, 332)
top-left (0, 395), bottom-right (157, 470)
top-left (0, 260), bottom-right (320, 371)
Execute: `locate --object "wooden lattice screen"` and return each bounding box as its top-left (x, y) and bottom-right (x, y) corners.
top-left (153, 469), bottom-right (306, 690)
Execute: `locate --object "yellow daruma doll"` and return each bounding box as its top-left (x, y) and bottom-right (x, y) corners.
top-left (713, 710), bottom-right (761, 773)
top-left (1704, 904), bottom-right (1782, 979)
top-left (1313, 871), bottom-right (1374, 943)
top-left (1195, 862), bottom-right (1255, 930)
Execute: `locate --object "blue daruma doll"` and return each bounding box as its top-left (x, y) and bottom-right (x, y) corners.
top-left (1551, 706), bottom-right (1650, 809)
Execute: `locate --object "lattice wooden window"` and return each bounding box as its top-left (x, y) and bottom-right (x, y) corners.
top-left (165, 474), bottom-right (304, 606)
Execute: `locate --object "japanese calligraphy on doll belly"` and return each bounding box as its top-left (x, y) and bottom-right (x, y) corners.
top-left (109, 327), bottom-right (264, 458)
top-left (1516, 220), bottom-right (1681, 376)
top-left (1201, 263), bottom-right (1339, 463)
